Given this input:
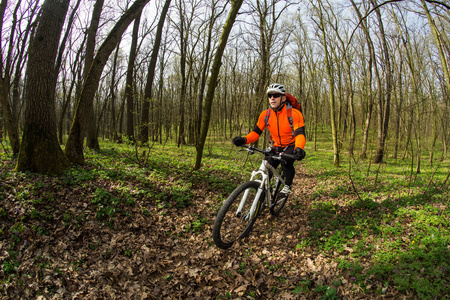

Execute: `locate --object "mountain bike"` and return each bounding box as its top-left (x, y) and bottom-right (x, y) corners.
top-left (213, 145), bottom-right (295, 249)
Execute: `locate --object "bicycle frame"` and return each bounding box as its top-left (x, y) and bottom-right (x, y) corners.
top-left (235, 157), bottom-right (286, 220)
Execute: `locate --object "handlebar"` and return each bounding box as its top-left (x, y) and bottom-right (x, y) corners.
top-left (239, 145), bottom-right (296, 160)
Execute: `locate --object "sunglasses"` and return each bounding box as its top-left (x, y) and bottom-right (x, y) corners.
top-left (268, 93), bottom-right (282, 99)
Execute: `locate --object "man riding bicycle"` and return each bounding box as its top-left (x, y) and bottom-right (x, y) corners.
top-left (232, 83), bottom-right (306, 198)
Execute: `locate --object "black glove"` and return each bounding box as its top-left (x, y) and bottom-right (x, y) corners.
top-left (232, 136), bottom-right (247, 146)
top-left (293, 147), bottom-right (306, 161)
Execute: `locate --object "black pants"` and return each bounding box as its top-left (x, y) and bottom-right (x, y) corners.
top-left (267, 145), bottom-right (296, 186)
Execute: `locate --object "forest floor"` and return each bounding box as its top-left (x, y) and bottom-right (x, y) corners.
top-left (0, 143), bottom-right (448, 299)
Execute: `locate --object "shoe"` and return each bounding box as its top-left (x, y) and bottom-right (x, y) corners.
top-left (279, 185), bottom-right (291, 198)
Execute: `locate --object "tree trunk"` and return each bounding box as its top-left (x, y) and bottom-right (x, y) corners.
top-left (392, 53), bottom-right (403, 159)
top-left (347, 68), bottom-right (356, 157)
top-left (372, 0), bottom-right (392, 164)
top-left (329, 10), bottom-right (356, 157)
top-left (65, 0), bottom-right (150, 164)
top-left (125, 11), bottom-right (141, 142)
top-left (313, 0), bottom-right (339, 166)
top-left (196, 0), bottom-right (223, 143)
top-left (140, 0), bottom-right (171, 143)
top-left (392, 8), bottom-right (423, 172)
top-left (83, 0), bottom-right (104, 150)
top-left (421, 0), bottom-right (449, 159)
top-left (55, 0), bottom-right (81, 74)
top-left (0, 79), bottom-right (20, 155)
top-left (255, 1), bottom-right (268, 122)
top-left (177, 0), bottom-right (187, 147)
top-left (109, 43), bottom-right (121, 141)
top-left (427, 79), bottom-right (438, 167)
top-left (16, 0), bottom-right (71, 175)
top-left (0, 0), bottom-right (32, 156)
top-left (194, 0), bottom-right (244, 170)
top-left (351, 0), bottom-right (375, 160)
top-left (59, 36), bottom-right (85, 144)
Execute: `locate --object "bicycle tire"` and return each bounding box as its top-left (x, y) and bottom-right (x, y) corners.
top-left (269, 171), bottom-right (288, 216)
top-left (213, 181), bottom-right (264, 249)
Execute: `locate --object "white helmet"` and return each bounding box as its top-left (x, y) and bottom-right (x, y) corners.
top-left (267, 83), bottom-right (286, 95)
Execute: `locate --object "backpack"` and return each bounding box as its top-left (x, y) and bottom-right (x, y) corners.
top-left (264, 93), bottom-right (302, 140)
top-left (285, 93), bottom-right (302, 112)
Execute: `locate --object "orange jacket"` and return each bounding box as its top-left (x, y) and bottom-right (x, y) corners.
top-left (245, 103), bottom-right (306, 149)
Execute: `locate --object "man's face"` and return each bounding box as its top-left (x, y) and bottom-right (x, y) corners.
top-left (268, 93), bottom-right (285, 109)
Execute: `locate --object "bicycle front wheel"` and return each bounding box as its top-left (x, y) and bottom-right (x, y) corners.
top-left (213, 181), bottom-right (263, 249)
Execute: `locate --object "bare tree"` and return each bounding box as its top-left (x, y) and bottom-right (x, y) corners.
top-left (292, 15), bottom-right (323, 151)
top-left (421, 0), bottom-right (449, 159)
top-left (140, 0), bottom-right (171, 143)
top-left (58, 34), bottom-right (86, 144)
top-left (326, 4), bottom-right (357, 157)
top-left (65, 0), bottom-right (151, 165)
top-left (391, 7), bottom-right (423, 172)
top-left (174, 0), bottom-right (189, 147)
top-left (311, 0), bottom-right (340, 166)
top-left (351, 0), bottom-right (376, 160)
top-left (0, 0), bottom-right (20, 155)
top-left (0, 0), bottom-right (39, 155)
top-left (194, 0), bottom-right (244, 170)
top-left (371, 0), bottom-right (392, 164)
top-left (156, 25), bottom-right (173, 144)
top-left (109, 43), bottom-right (122, 141)
top-left (245, 0), bottom-right (294, 123)
top-left (125, 10), bottom-right (142, 142)
top-left (83, 0), bottom-right (104, 150)
top-left (389, 35), bottom-right (404, 159)
top-left (195, 0), bottom-right (226, 144)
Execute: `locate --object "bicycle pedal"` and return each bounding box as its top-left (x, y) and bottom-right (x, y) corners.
top-left (272, 196), bottom-right (287, 206)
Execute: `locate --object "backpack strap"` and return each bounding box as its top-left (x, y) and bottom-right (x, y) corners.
top-left (264, 109), bottom-right (271, 128)
top-left (285, 102), bottom-right (295, 138)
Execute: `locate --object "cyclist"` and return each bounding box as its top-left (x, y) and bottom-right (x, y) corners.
top-left (232, 83), bottom-right (306, 198)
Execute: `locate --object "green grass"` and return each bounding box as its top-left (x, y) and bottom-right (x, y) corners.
top-left (300, 141), bottom-right (450, 298)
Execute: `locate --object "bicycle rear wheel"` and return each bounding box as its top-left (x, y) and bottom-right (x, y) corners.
top-left (269, 171), bottom-right (288, 216)
top-left (213, 181), bottom-right (264, 249)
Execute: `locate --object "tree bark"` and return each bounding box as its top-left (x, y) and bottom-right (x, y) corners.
top-left (109, 43), bottom-right (121, 141)
top-left (421, 0), bottom-right (449, 159)
top-left (65, 0), bottom-right (151, 164)
top-left (83, 0), bottom-right (104, 150)
top-left (177, 0), bottom-right (187, 147)
top-left (372, 0), bottom-right (392, 164)
top-left (392, 56), bottom-right (403, 159)
top-left (59, 35), bottom-right (86, 144)
top-left (194, 0), bottom-right (244, 170)
top-left (140, 0), bottom-right (171, 143)
top-left (125, 11), bottom-right (141, 142)
top-left (196, 0), bottom-right (224, 143)
top-left (391, 9), bottom-right (422, 171)
top-left (351, 0), bottom-right (375, 160)
top-left (0, 0), bottom-right (26, 155)
top-left (328, 5), bottom-right (356, 157)
top-left (312, 0), bottom-right (339, 166)
top-left (16, 0), bottom-right (71, 175)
